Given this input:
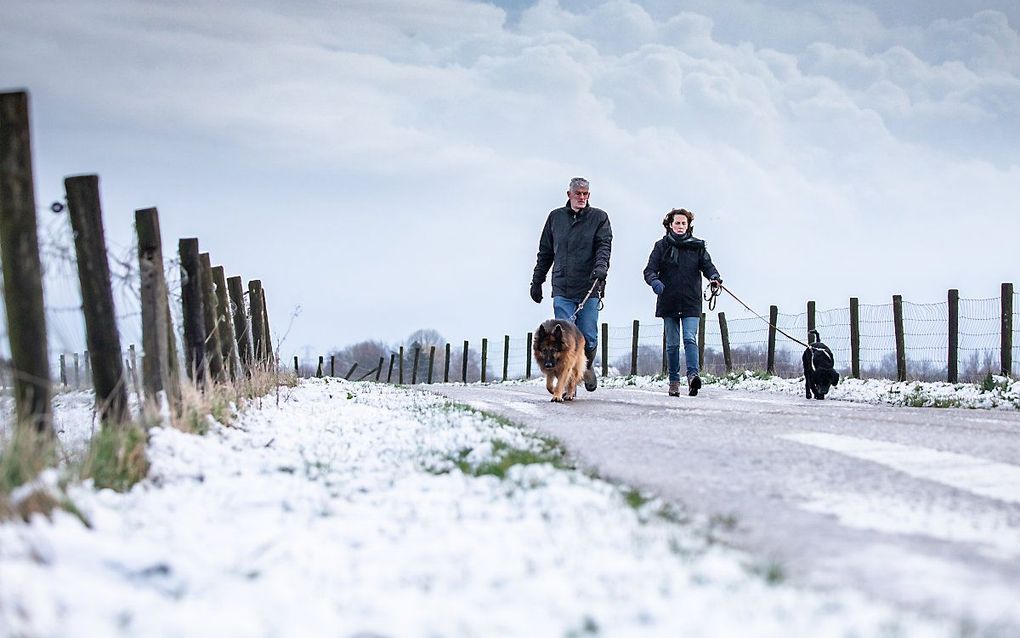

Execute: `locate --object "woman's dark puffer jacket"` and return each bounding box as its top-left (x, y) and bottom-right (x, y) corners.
top-left (643, 232), bottom-right (721, 318)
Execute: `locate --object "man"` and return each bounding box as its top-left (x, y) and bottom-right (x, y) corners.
top-left (530, 177), bottom-right (612, 391)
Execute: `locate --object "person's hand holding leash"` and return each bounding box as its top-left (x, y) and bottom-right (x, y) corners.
top-left (710, 278), bottom-right (722, 293)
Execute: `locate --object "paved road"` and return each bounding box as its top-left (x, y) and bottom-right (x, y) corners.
top-left (430, 382), bottom-right (1020, 633)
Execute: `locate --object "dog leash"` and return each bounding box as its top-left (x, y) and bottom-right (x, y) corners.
top-left (569, 280), bottom-right (605, 322)
top-left (703, 281), bottom-right (721, 311)
top-left (713, 282), bottom-right (814, 350)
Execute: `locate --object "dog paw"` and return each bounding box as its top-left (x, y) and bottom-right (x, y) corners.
top-left (551, 396), bottom-right (563, 403)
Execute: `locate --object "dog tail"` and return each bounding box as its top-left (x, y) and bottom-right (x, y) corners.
top-left (808, 329), bottom-right (821, 344)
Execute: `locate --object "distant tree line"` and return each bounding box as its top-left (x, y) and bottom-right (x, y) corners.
top-left (324, 329), bottom-right (492, 383)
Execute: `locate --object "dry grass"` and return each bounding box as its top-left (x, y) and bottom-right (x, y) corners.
top-left (1, 362), bottom-right (297, 522)
top-left (170, 362), bottom-right (297, 434)
top-left (0, 426), bottom-right (59, 522)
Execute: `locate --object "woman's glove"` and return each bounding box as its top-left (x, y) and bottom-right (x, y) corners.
top-left (651, 280), bottom-right (665, 295)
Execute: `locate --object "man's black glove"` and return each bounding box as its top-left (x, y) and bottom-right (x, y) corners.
top-left (710, 278), bottom-right (722, 293)
top-left (530, 281), bottom-right (543, 304)
top-left (591, 266), bottom-right (608, 282)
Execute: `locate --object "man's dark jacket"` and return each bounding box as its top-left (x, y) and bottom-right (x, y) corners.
top-left (532, 203), bottom-right (613, 301)
top-left (643, 232), bottom-right (721, 318)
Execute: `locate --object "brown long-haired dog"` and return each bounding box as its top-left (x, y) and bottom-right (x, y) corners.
top-left (533, 319), bottom-right (587, 402)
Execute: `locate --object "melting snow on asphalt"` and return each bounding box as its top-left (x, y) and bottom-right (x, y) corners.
top-left (0, 380), bottom-right (980, 636)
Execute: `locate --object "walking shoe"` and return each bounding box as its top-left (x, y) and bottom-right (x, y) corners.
top-left (668, 380), bottom-right (682, 396)
top-left (687, 374), bottom-right (702, 396)
top-left (583, 349), bottom-right (598, 391)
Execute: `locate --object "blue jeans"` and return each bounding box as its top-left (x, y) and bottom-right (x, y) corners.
top-left (664, 316), bottom-right (700, 381)
top-left (553, 296), bottom-right (599, 354)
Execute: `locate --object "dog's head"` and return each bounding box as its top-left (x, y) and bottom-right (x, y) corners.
top-left (810, 366), bottom-right (840, 398)
top-left (534, 322), bottom-right (565, 370)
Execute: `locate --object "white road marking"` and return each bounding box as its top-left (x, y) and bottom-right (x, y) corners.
top-left (797, 490), bottom-right (1020, 559)
top-left (781, 431), bottom-right (1020, 505)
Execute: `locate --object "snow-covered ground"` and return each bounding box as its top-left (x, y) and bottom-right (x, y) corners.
top-left (596, 371), bottom-right (1020, 410)
top-left (0, 378), bottom-right (1005, 636)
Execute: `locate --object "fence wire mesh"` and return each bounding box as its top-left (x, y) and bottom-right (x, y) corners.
top-left (4, 213), bottom-right (1017, 388)
top-left (463, 294), bottom-right (1018, 384)
top-left (0, 206), bottom-right (185, 392)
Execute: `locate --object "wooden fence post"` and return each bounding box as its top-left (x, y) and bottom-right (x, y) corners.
top-left (212, 266), bottom-right (239, 381)
top-left (128, 344), bottom-right (139, 393)
top-left (74, 353), bottom-right (80, 389)
top-left (293, 356), bottom-right (299, 377)
top-left (227, 276), bottom-right (252, 376)
top-left (1002, 282), bottom-right (1014, 377)
top-left (807, 300), bottom-right (816, 338)
top-left (59, 354), bottom-right (66, 388)
top-left (84, 351), bottom-right (90, 386)
top-left (399, 346), bottom-right (404, 384)
top-left (893, 294), bottom-right (906, 381)
top-left (345, 363), bottom-right (357, 380)
top-left (199, 254), bottom-right (225, 383)
top-left (850, 297), bottom-right (861, 379)
top-left (502, 335), bottom-right (509, 382)
top-left (330, 355), bottom-right (335, 377)
top-left (525, 332), bottom-right (532, 380)
top-left (719, 312), bottom-right (732, 373)
top-left (316, 356), bottom-right (323, 378)
top-left (180, 239), bottom-right (206, 383)
top-left (66, 174), bottom-right (129, 424)
top-left (428, 346), bottom-right (436, 384)
top-left (248, 280), bottom-right (266, 365)
top-left (481, 339), bottom-right (488, 383)
top-left (412, 347), bottom-right (420, 384)
top-left (948, 290), bottom-right (958, 383)
top-left (0, 90), bottom-right (52, 433)
top-left (136, 207), bottom-right (181, 410)
top-left (444, 343), bottom-right (451, 382)
top-left (376, 356), bottom-right (384, 382)
top-left (766, 305), bottom-right (778, 375)
top-left (387, 353), bottom-right (395, 383)
top-left (260, 291), bottom-right (273, 361)
top-left (630, 319), bottom-right (639, 376)
top-left (462, 340), bottom-right (468, 383)
top-left (698, 312), bottom-right (706, 371)
top-left (601, 322), bottom-right (608, 377)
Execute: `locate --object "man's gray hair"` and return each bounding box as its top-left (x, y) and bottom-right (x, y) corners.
top-left (568, 177), bottom-right (589, 191)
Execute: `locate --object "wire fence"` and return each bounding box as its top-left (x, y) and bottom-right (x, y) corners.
top-left (1, 203), bottom-right (190, 393)
top-left (5, 212), bottom-right (1016, 388)
top-left (330, 291), bottom-right (1018, 385)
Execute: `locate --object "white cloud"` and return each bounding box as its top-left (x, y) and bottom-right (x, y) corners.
top-left (2, 0), bottom-right (1017, 354)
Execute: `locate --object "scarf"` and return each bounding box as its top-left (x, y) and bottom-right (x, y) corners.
top-left (664, 230), bottom-right (705, 264)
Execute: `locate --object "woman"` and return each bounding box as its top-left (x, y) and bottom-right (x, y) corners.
top-left (643, 208), bottom-right (722, 396)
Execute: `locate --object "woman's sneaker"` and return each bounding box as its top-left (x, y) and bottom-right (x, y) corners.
top-left (668, 380), bottom-right (682, 396)
top-left (687, 374), bottom-right (702, 396)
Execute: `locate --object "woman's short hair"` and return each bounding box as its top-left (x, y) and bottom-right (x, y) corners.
top-left (662, 208), bottom-right (694, 231)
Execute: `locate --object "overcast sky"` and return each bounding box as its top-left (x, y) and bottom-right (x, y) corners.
top-left (3, 0), bottom-right (1018, 358)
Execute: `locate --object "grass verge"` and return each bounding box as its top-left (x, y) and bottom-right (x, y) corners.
top-left (1, 363), bottom-right (299, 523)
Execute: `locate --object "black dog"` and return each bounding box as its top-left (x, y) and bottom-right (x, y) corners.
top-left (803, 330), bottom-right (839, 400)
